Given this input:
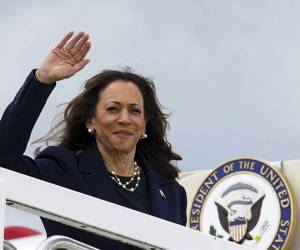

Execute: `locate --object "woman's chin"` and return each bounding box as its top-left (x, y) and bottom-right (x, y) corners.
top-left (111, 143), bottom-right (136, 154)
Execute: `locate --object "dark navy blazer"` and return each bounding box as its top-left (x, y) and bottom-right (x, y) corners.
top-left (0, 70), bottom-right (187, 250)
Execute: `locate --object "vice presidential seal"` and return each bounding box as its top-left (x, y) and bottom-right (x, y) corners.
top-left (189, 158), bottom-right (296, 250)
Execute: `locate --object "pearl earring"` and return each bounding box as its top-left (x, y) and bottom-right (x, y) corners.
top-left (141, 133), bottom-right (147, 139)
top-left (88, 128), bottom-right (95, 135)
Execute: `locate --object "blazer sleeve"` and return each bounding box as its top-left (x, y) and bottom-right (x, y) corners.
top-left (0, 69), bottom-right (56, 178)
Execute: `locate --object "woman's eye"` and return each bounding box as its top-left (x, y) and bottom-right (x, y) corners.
top-left (107, 107), bottom-right (119, 112)
top-left (131, 109), bottom-right (141, 114)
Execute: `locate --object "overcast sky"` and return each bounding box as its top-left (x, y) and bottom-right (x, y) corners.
top-left (2, 0), bottom-right (300, 230)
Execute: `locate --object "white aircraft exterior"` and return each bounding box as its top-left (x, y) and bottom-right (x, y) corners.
top-left (0, 167), bottom-right (249, 250)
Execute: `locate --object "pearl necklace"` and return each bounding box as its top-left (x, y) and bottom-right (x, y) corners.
top-left (110, 162), bottom-right (141, 192)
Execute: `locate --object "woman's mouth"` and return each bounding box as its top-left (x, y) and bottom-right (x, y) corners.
top-left (113, 130), bottom-right (133, 136)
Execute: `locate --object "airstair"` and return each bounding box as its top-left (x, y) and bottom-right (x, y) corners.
top-left (0, 167), bottom-right (250, 250)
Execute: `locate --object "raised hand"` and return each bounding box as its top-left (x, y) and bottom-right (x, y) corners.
top-left (36, 31), bottom-right (91, 84)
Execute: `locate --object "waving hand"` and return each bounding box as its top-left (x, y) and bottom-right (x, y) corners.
top-left (36, 31), bottom-right (91, 84)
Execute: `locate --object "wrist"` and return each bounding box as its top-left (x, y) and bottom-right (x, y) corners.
top-left (35, 69), bottom-right (55, 85)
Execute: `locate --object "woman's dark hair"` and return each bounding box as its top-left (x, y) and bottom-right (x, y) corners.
top-left (35, 69), bottom-right (182, 179)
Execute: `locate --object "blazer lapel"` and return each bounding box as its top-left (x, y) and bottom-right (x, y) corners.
top-left (77, 144), bottom-right (120, 205)
top-left (77, 145), bottom-right (173, 220)
top-left (138, 155), bottom-right (173, 220)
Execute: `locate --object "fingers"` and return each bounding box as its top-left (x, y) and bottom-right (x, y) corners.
top-left (69, 34), bottom-right (89, 56)
top-left (56, 31), bottom-right (90, 61)
top-left (52, 48), bottom-right (77, 66)
top-left (64, 32), bottom-right (85, 52)
top-left (53, 31), bottom-right (91, 72)
top-left (55, 31), bottom-right (74, 49)
top-left (74, 42), bottom-right (91, 63)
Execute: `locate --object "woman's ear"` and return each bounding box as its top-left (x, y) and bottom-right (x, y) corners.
top-left (85, 118), bottom-right (93, 130)
top-left (86, 119), bottom-right (96, 135)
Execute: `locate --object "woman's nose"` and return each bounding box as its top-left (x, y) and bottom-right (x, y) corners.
top-left (118, 110), bottom-right (131, 124)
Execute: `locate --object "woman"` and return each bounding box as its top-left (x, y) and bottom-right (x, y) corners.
top-left (0, 32), bottom-right (187, 250)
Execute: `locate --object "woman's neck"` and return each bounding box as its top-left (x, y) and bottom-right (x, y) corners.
top-left (96, 142), bottom-right (136, 177)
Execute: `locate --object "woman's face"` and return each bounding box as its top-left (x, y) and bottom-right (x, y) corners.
top-left (88, 80), bottom-right (146, 154)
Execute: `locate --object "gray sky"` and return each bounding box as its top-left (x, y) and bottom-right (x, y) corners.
top-left (2, 0), bottom-right (300, 230)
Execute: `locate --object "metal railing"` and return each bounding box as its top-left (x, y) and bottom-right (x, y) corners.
top-left (3, 240), bottom-right (17, 250)
top-left (37, 236), bottom-right (100, 250)
top-left (0, 167), bottom-right (250, 250)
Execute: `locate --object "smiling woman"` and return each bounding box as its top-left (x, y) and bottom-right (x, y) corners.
top-left (0, 32), bottom-right (187, 250)
top-left (88, 81), bottom-right (146, 177)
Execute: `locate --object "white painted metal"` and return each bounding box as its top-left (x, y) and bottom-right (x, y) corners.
top-left (0, 167), bottom-right (251, 250)
top-left (0, 179), bottom-right (6, 250)
top-left (9, 234), bottom-right (46, 250)
top-left (37, 235), bottom-right (100, 250)
top-left (3, 240), bottom-right (17, 250)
